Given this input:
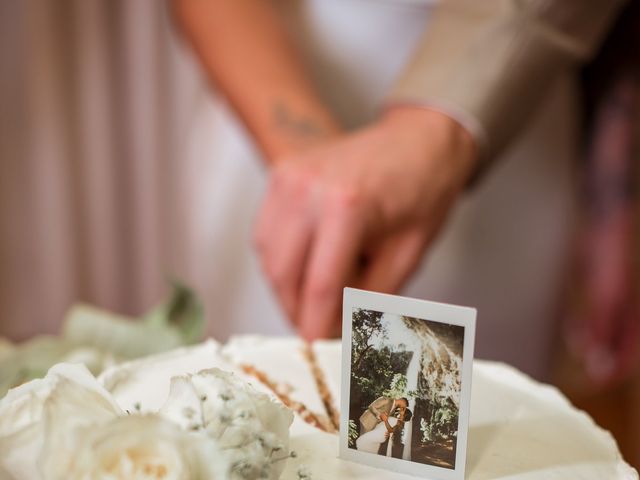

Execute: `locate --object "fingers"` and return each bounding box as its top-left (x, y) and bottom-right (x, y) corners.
top-left (254, 167), bottom-right (316, 320)
top-left (256, 171), bottom-right (428, 339)
top-left (297, 189), bottom-right (366, 340)
top-left (256, 170), bottom-right (429, 340)
top-left (356, 227), bottom-right (427, 294)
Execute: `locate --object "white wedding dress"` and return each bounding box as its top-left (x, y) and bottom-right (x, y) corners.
top-left (356, 417), bottom-right (400, 455)
top-left (184, 0), bottom-right (577, 379)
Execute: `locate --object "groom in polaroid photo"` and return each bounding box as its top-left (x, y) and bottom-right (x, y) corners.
top-left (358, 396), bottom-right (412, 458)
top-left (359, 396), bottom-right (408, 435)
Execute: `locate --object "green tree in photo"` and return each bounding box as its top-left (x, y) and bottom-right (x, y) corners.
top-left (348, 420), bottom-right (359, 448)
top-left (350, 309), bottom-right (414, 423)
top-left (351, 308), bottom-right (386, 372)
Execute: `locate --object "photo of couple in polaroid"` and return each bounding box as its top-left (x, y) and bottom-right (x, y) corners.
top-left (340, 288), bottom-right (476, 480)
top-left (356, 394), bottom-right (412, 457)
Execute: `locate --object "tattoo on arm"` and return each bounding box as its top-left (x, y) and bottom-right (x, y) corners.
top-left (273, 100), bottom-right (328, 140)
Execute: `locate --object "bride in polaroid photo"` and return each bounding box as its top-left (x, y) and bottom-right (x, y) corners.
top-left (356, 407), bottom-right (413, 457)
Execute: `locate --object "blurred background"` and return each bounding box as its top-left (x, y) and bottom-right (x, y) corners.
top-left (0, 0), bottom-right (290, 345)
top-left (0, 0), bottom-right (638, 469)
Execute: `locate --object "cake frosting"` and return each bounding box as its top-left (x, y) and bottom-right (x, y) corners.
top-left (97, 337), bottom-right (637, 480)
top-left (97, 340), bottom-right (256, 414)
top-left (222, 336), bottom-right (336, 432)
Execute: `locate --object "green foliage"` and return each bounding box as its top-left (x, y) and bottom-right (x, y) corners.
top-left (382, 373), bottom-right (407, 399)
top-left (382, 372), bottom-right (417, 399)
top-left (143, 281), bottom-right (205, 344)
top-left (420, 402), bottom-right (458, 442)
top-left (416, 375), bottom-right (459, 443)
top-left (0, 282), bottom-right (205, 399)
top-left (349, 309), bottom-right (461, 449)
top-left (349, 309), bottom-right (413, 424)
top-left (348, 420), bottom-right (359, 448)
top-left (351, 308), bottom-right (386, 370)
top-left (420, 417), bottom-right (432, 442)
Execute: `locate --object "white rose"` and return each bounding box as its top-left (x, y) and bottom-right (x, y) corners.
top-left (0, 363), bottom-right (119, 479)
top-left (0, 362), bottom-right (230, 480)
top-left (40, 414), bottom-right (228, 480)
top-left (160, 368), bottom-right (294, 480)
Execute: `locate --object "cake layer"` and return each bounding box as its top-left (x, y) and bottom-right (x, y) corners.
top-left (284, 340), bottom-right (637, 480)
top-left (97, 338), bottom-right (315, 438)
top-left (462, 361), bottom-right (637, 479)
top-left (98, 339), bottom-right (274, 414)
top-left (222, 336), bottom-right (335, 431)
top-left (97, 337), bottom-right (637, 479)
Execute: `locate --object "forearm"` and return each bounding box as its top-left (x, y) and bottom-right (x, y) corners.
top-left (383, 419), bottom-right (394, 433)
top-left (172, 0), bottom-right (340, 162)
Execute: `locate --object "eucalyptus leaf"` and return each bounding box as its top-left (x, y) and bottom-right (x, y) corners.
top-left (143, 282), bottom-right (204, 344)
top-left (0, 282), bottom-right (206, 400)
top-left (0, 336), bottom-right (73, 398)
top-left (63, 305), bottom-right (185, 359)
top-left (0, 338), bottom-right (13, 362)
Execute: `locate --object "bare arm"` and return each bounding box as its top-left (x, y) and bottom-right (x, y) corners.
top-left (171, 1), bottom-right (468, 337)
top-left (383, 418), bottom-right (394, 434)
top-left (255, 0), bottom-right (624, 340)
top-left (179, 0), bottom-right (624, 343)
top-left (171, 0), bottom-right (340, 162)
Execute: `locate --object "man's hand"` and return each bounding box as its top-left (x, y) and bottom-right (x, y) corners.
top-left (255, 107), bottom-right (476, 340)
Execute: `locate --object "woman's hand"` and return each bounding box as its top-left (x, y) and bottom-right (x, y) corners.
top-left (255, 107), bottom-right (477, 340)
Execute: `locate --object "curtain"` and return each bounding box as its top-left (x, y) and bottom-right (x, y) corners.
top-left (0, 0), bottom-right (206, 340)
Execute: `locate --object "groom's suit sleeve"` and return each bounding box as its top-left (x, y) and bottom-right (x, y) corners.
top-left (368, 397), bottom-right (392, 419)
top-left (387, 0), bottom-right (626, 181)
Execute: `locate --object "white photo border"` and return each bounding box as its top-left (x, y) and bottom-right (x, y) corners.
top-left (339, 287), bottom-right (476, 480)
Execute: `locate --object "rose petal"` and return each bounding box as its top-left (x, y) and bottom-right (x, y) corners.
top-left (0, 363), bottom-right (119, 479)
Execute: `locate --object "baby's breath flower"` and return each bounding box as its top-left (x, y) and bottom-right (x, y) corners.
top-left (160, 368), bottom-right (293, 480)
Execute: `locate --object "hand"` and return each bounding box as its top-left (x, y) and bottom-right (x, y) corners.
top-left (380, 413), bottom-right (389, 422)
top-left (254, 107), bottom-right (477, 339)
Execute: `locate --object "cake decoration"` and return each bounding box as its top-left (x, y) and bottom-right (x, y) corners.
top-left (222, 337), bottom-right (335, 432)
top-left (0, 338), bottom-right (637, 479)
top-left (301, 344), bottom-right (340, 431)
top-left (0, 361), bottom-right (294, 480)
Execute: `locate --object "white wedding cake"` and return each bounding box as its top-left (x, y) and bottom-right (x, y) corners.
top-left (1, 336), bottom-right (637, 479)
top-left (103, 336), bottom-right (636, 479)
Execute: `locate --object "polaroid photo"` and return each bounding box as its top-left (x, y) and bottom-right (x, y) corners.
top-left (340, 288), bottom-right (476, 480)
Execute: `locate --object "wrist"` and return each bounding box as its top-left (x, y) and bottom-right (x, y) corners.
top-left (261, 98), bottom-right (342, 165)
top-left (379, 106), bottom-right (478, 186)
